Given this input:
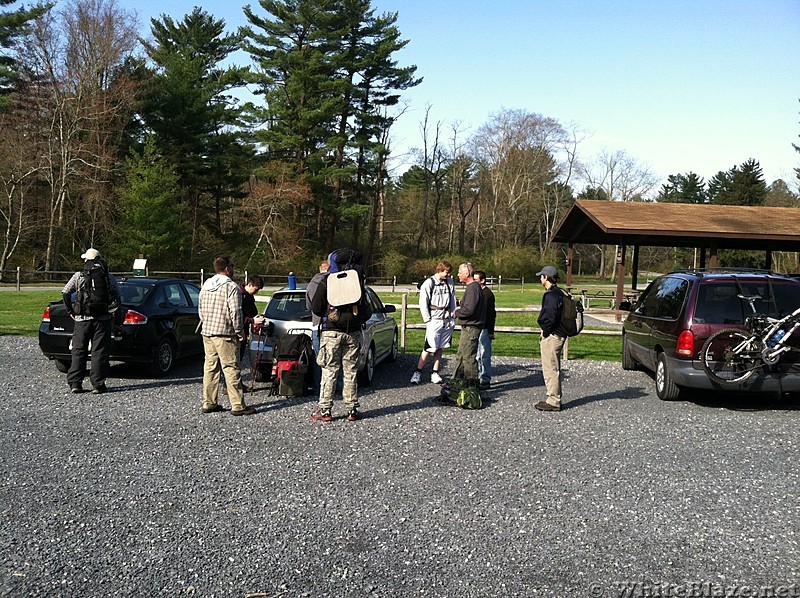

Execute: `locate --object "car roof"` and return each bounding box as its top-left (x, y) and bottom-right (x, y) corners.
top-left (119, 277), bottom-right (198, 286)
top-left (661, 269), bottom-right (799, 283)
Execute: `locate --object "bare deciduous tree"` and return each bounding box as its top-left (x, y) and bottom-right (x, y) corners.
top-left (16, 0), bottom-right (138, 269)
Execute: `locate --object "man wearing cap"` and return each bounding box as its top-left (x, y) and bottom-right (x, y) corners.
top-left (62, 248), bottom-right (121, 394)
top-left (536, 265), bottom-right (568, 412)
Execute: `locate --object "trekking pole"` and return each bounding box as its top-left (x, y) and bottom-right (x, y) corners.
top-left (250, 323), bottom-right (264, 393)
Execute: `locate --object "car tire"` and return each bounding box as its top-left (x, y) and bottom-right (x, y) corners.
top-left (358, 344), bottom-right (375, 386)
top-left (655, 352), bottom-right (681, 401)
top-left (621, 334), bottom-right (638, 371)
top-left (55, 359), bottom-right (70, 374)
top-left (386, 329), bottom-right (399, 363)
top-left (150, 337), bottom-right (176, 377)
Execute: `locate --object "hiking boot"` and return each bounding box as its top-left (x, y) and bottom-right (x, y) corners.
top-left (231, 406), bottom-right (257, 416)
top-left (202, 404), bottom-right (225, 413)
top-left (311, 409), bottom-right (332, 422)
top-left (91, 384), bottom-right (107, 395)
top-left (535, 400), bottom-right (561, 412)
top-left (431, 371), bottom-right (443, 385)
top-left (410, 371), bottom-right (421, 385)
top-left (346, 409), bottom-right (360, 421)
top-left (478, 379), bottom-right (491, 390)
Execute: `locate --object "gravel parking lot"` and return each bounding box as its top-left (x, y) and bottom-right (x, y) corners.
top-left (1, 335), bottom-right (798, 597)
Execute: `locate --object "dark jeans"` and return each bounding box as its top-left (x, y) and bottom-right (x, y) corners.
top-left (452, 325), bottom-right (482, 384)
top-left (67, 318), bottom-right (113, 389)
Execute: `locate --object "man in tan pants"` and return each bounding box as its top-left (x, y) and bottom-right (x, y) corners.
top-left (536, 266), bottom-right (567, 412)
top-left (198, 256), bottom-right (256, 416)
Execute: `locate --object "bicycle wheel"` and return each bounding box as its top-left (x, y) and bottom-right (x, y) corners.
top-left (701, 328), bottom-right (763, 387)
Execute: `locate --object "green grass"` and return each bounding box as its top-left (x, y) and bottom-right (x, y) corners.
top-left (1, 287), bottom-right (623, 361)
top-left (0, 290), bottom-right (62, 336)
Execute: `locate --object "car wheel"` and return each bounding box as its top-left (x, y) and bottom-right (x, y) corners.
top-left (150, 338), bottom-right (176, 377)
top-left (621, 334), bottom-right (638, 371)
top-left (655, 352), bottom-right (681, 401)
top-left (55, 359), bottom-right (70, 374)
top-left (358, 344), bottom-right (375, 386)
top-left (386, 329), bottom-right (398, 363)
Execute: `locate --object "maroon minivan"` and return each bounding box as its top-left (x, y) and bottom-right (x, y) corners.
top-left (622, 269), bottom-right (800, 400)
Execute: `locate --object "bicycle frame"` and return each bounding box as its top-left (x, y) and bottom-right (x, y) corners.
top-left (700, 296), bottom-right (800, 387)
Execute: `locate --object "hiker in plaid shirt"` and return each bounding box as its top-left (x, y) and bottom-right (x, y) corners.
top-left (198, 256), bottom-right (255, 416)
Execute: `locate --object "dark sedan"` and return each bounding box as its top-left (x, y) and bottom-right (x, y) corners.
top-left (39, 277), bottom-right (204, 376)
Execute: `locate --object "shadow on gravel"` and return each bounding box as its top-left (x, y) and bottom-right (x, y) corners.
top-left (685, 392), bottom-right (800, 411)
top-left (565, 386), bottom-right (650, 409)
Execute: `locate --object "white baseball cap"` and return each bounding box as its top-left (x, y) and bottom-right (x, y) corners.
top-left (81, 248), bottom-right (100, 260)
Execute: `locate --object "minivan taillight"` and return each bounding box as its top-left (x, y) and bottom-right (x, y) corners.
top-left (676, 330), bottom-right (695, 357)
top-left (123, 309), bottom-right (147, 325)
top-left (42, 306), bottom-right (50, 323)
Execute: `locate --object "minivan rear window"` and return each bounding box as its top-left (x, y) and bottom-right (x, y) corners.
top-left (694, 281), bottom-right (800, 324)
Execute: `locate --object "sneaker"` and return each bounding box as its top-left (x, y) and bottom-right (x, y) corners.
top-left (231, 406), bottom-right (257, 416)
top-left (535, 400), bottom-right (561, 412)
top-left (311, 409), bottom-right (332, 422)
top-left (202, 404), bottom-right (225, 413)
top-left (70, 385), bottom-right (84, 394)
top-left (346, 409), bottom-right (360, 421)
top-left (478, 380), bottom-right (490, 390)
top-left (410, 371), bottom-right (421, 385)
top-left (431, 371), bottom-right (443, 385)
top-left (91, 384), bottom-right (107, 395)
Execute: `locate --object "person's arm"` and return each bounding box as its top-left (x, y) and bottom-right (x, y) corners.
top-left (228, 283), bottom-right (244, 339)
top-left (62, 272), bottom-right (79, 316)
top-left (419, 278), bottom-right (433, 323)
top-left (537, 290), bottom-right (562, 337)
top-left (487, 291), bottom-right (497, 336)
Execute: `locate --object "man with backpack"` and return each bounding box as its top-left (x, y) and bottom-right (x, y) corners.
top-left (61, 248), bottom-right (121, 394)
top-left (535, 265), bottom-right (568, 412)
top-left (307, 250), bottom-right (372, 422)
top-left (410, 260), bottom-right (456, 385)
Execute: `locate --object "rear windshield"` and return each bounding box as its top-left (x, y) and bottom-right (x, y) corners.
top-left (264, 293), bottom-right (311, 321)
top-left (694, 280), bottom-right (800, 325)
top-left (119, 281), bottom-right (154, 306)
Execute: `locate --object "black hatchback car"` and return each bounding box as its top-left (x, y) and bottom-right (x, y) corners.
top-left (622, 269), bottom-right (800, 399)
top-left (39, 277), bottom-right (204, 376)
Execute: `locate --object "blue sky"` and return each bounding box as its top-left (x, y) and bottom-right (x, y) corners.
top-left (127, 0), bottom-right (799, 188)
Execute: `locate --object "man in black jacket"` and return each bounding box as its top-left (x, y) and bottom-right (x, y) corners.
top-left (536, 266), bottom-right (568, 412)
top-left (450, 262), bottom-right (486, 387)
top-left (307, 269), bottom-right (372, 422)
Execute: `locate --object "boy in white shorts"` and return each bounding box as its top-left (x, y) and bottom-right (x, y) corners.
top-left (410, 261), bottom-right (456, 385)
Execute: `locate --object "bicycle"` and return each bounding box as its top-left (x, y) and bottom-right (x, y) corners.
top-left (700, 295), bottom-right (800, 387)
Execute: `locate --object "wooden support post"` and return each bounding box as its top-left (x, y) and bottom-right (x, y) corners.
top-left (632, 245), bottom-right (640, 290)
top-left (566, 244), bottom-right (574, 288)
top-left (615, 244), bottom-right (626, 317)
top-left (765, 250), bottom-right (772, 271)
top-left (400, 294), bottom-right (407, 353)
top-left (709, 244), bottom-right (718, 269)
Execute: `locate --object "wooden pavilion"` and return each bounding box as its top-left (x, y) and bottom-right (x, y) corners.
top-left (551, 200), bottom-right (800, 307)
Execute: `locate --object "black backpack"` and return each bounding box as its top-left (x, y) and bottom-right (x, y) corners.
top-left (324, 248), bottom-right (370, 332)
top-left (75, 259), bottom-right (113, 317)
top-left (559, 289), bottom-right (584, 337)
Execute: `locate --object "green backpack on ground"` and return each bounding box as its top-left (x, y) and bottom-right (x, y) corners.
top-left (442, 378), bottom-right (482, 409)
